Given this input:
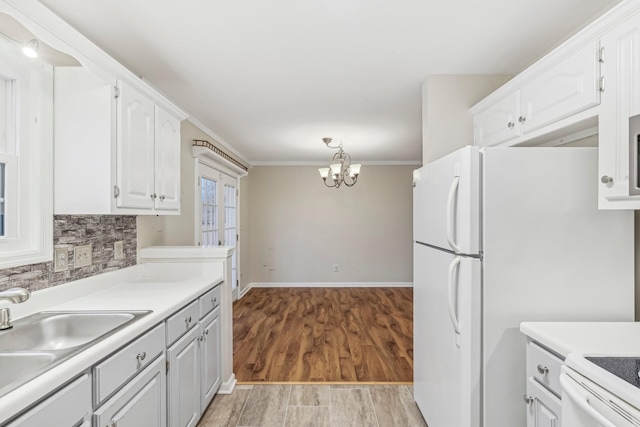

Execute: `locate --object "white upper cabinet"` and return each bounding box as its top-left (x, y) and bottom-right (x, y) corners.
top-left (54, 68), bottom-right (184, 215)
top-left (474, 91), bottom-right (520, 146)
top-left (117, 81), bottom-right (156, 210)
top-left (473, 41), bottom-right (601, 147)
top-left (598, 12), bottom-right (640, 209)
top-left (154, 107), bottom-right (182, 211)
top-left (518, 42), bottom-right (600, 134)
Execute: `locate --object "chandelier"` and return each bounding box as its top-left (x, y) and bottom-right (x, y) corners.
top-left (317, 138), bottom-right (362, 188)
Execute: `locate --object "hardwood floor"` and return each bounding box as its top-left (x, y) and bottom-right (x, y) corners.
top-left (233, 287), bottom-right (414, 383)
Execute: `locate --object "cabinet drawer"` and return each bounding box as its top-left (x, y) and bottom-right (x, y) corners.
top-left (94, 323), bottom-right (165, 405)
top-left (166, 300), bottom-right (200, 345)
top-left (199, 284), bottom-right (221, 319)
top-left (526, 341), bottom-right (563, 397)
top-left (8, 374), bottom-right (91, 427)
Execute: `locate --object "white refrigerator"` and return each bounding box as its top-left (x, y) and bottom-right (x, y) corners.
top-left (412, 146), bottom-right (634, 427)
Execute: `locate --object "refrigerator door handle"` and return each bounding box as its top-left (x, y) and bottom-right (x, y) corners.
top-left (446, 176), bottom-right (462, 253)
top-left (447, 256), bottom-right (462, 335)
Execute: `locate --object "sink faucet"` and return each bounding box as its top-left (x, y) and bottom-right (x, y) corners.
top-left (0, 288), bottom-right (30, 330)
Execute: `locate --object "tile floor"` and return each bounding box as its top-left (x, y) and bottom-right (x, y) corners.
top-left (198, 384), bottom-right (428, 427)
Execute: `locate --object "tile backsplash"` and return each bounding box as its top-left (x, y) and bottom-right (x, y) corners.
top-left (0, 215), bottom-right (137, 293)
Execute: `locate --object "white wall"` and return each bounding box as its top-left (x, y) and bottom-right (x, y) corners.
top-left (247, 165), bottom-right (414, 285)
top-left (422, 75), bottom-right (513, 163)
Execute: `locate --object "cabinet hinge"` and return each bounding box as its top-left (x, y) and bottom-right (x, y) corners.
top-left (599, 76), bottom-right (606, 92)
top-left (166, 361), bottom-right (169, 374)
top-left (599, 46), bottom-right (605, 63)
top-left (113, 86), bottom-right (120, 99)
top-left (113, 185), bottom-right (120, 198)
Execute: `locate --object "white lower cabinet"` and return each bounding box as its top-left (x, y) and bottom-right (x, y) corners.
top-left (166, 289), bottom-right (222, 427)
top-left (525, 341), bottom-right (563, 427)
top-left (94, 354), bottom-right (167, 427)
top-left (167, 325), bottom-right (202, 427)
top-left (200, 308), bottom-right (222, 410)
top-left (527, 378), bottom-right (561, 427)
top-left (7, 375), bottom-right (91, 427)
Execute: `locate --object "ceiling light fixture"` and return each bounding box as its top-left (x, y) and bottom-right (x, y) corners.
top-left (318, 137), bottom-right (362, 188)
top-left (20, 39), bottom-right (39, 58)
top-left (0, 33), bottom-right (39, 58)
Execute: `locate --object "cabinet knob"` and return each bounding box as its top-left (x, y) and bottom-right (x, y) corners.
top-left (523, 394), bottom-right (534, 405)
top-left (601, 175), bottom-right (613, 184)
top-left (160, 195), bottom-right (165, 201)
top-left (150, 193), bottom-right (158, 200)
top-left (212, 297), bottom-right (217, 304)
top-left (198, 335), bottom-right (204, 342)
top-left (136, 352), bottom-right (146, 362)
top-left (507, 122), bottom-right (514, 129)
top-left (185, 316), bottom-right (192, 326)
top-left (537, 364), bottom-right (549, 375)
top-left (518, 116), bottom-right (526, 123)
top-left (205, 329), bottom-right (209, 336)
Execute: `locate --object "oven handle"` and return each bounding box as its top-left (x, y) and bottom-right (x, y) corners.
top-left (560, 374), bottom-right (616, 427)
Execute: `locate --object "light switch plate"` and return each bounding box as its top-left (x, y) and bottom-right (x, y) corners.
top-left (54, 247), bottom-right (68, 272)
top-left (74, 244), bottom-right (92, 268)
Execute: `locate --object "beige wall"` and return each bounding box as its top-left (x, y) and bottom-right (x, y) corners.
top-left (247, 165), bottom-right (414, 284)
top-left (422, 75), bottom-right (513, 163)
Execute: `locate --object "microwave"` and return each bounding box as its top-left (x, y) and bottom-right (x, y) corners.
top-left (631, 114), bottom-right (640, 195)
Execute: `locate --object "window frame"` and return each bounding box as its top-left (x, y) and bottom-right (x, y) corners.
top-left (0, 38), bottom-right (53, 268)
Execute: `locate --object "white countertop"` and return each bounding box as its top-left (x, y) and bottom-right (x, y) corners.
top-left (0, 261), bottom-right (224, 424)
top-left (520, 321), bottom-right (640, 358)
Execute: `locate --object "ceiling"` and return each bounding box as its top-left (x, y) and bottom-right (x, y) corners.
top-left (38, 0), bottom-right (621, 164)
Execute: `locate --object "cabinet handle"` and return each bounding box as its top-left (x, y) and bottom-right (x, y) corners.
top-left (601, 175), bottom-right (613, 184)
top-left (136, 352), bottom-right (146, 362)
top-left (518, 116), bottom-right (526, 123)
top-left (198, 335), bottom-right (204, 342)
top-left (507, 121), bottom-right (514, 129)
top-left (212, 297), bottom-right (217, 304)
top-left (537, 364), bottom-right (549, 375)
top-left (150, 193), bottom-right (158, 200)
top-left (185, 316), bottom-right (192, 326)
top-left (205, 329), bottom-right (209, 336)
top-left (523, 394), bottom-right (534, 405)
top-left (160, 195), bottom-right (165, 201)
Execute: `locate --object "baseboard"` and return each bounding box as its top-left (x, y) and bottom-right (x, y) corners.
top-left (250, 282), bottom-right (413, 288)
top-left (238, 284), bottom-right (253, 299)
top-left (217, 373), bottom-right (237, 395)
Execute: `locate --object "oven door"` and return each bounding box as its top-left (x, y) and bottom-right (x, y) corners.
top-left (560, 371), bottom-right (640, 427)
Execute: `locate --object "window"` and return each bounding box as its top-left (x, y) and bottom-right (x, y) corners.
top-left (0, 37), bottom-right (53, 268)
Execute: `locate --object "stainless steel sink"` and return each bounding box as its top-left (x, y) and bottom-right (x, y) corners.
top-left (0, 352), bottom-right (57, 394)
top-left (0, 311), bottom-right (147, 351)
top-left (0, 310), bottom-right (150, 397)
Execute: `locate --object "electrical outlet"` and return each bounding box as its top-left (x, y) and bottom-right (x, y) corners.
top-left (114, 241), bottom-right (124, 260)
top-left (74, 244), bottom-right (92, 268)
top-left (54, 247), bottom-right (68, 272)
top-left (334, 264), bottom-right (339, 272)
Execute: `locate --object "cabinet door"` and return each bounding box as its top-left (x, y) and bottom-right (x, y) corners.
top-left (94, 354), bottom-right (167, 427)
top-left (598, 14), bottom-right (640, 208)
top-left (167, 325), bottom-right (201, 427)
top-left (526, 378), bottom-right (561, 427)
top-left (154, 106), bottom-right (181, 211)
top-left (7, 375), bottom-right (91, 427)
top-left (200, 309), bottom-right (221, 410)
top-left (473, 91), bottom-right (520, 147)
top-left (520, 41), bottom-right (600, 134)
top-left (117, 81), bottom-right (155, 209)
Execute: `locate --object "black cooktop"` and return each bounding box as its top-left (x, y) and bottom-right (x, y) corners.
top-left (586, 357), bottom-right (640, 389)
